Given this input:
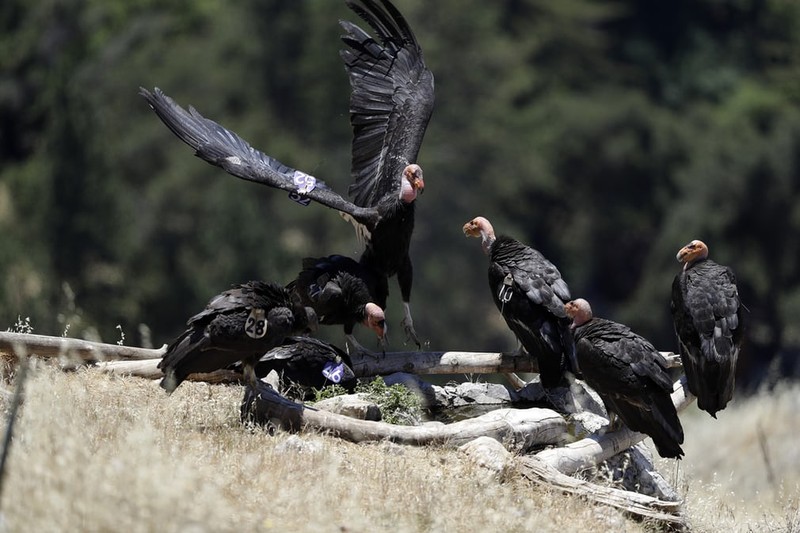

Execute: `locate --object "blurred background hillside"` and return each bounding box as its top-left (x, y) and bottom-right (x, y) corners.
top-left (1, 0), bottom-right (799, 392)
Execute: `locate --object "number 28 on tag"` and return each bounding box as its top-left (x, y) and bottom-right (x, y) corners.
top-left (245, 308), bottom-right (267, 339)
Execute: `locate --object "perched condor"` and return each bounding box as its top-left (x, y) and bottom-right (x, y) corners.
top-left (253, 336), bottom-right (357, 397)
top-left (671, 239), bottom-right (744, 418)
top-left (289, 255), bottom-right (387, 355)
top-left (158, 281), bottom-right (316, 393)
top-left (565, 298), bottom-right (684, 459)
top-left (463, 216), bottom-right (578, 390)
top-left (140, 0), bottom-right (434, 347)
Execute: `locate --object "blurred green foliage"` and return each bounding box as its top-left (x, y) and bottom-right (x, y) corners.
top-left (1, 0), bottom-right (799, 388)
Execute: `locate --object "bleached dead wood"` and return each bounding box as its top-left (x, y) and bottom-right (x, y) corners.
top-left (351, 350), bottom-right (541, 375)
top-left (92, 359), bottom-right (241, 385)
top-left (351, 349), bottom-right (679, 376)
top-left (535, 376), bottom-right (694, 475)
top-left (0, 331), bottom-right (680, 378)
top-left (516, 456), bottom-right (685, 526)
top-left (242, 382), bottom-right (569, 451)
top-left (94, 359), bottom-right (163, 378)
top-left (0, 332), bottom-right (165, 362)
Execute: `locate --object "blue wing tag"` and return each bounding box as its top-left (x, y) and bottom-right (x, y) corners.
top-left (322, 361), bottom-right (345, 384)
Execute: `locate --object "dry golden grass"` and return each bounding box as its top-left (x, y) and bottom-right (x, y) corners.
top-left (657, 382), bottom-right (800, 533)
top-left (2, 361), bottom-right (798, 532)
top-left (0, 364), bottom-right (649, 533)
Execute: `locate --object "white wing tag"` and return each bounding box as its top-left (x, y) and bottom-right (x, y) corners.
top-left (294, 174), bottom-right (317, 194)
top-left (244, 308), bottom-right (267, 339)
top-left (288, 173), bottom-right (316, 206)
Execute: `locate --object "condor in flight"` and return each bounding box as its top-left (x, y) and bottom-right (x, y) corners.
top-left (141, 0), bottom-right (434, 348)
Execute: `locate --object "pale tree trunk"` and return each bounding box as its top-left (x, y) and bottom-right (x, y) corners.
top-left (534, 376), bottom-right (693, 474)
top-left (0, 332), bottom-right (165, 362)
top-left (0, 331), bottom-right (680, 376)
top-left (242, 382), bottom-right (569, 451)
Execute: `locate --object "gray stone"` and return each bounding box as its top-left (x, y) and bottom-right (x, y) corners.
top-left (459, 436), bottom-right (511, 475)
top-left (312, 393), bottom-right (382, 421)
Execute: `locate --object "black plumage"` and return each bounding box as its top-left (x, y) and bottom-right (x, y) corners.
top-left (671, 240), bottom-right (744, 418)
top-left (566, 298), bottom-right (684, 459)
top-left (463, 217), bottom-right (577, 389)
top-left (158, 281), bottom-right (314, 393)
top-left (140, 0), bottom-right (434, 346)
top-left (289, 255), bottom-right (387, 353)
top-left (254, 336), bottom-right (357, 397)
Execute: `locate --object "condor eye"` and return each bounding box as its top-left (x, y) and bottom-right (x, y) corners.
top-left (377, 320), bottom-right (386, 328)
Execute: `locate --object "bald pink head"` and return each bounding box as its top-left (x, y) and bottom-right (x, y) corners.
top-left (363, 302), bottom-right (387, 340)
top-left (565, 298), bottom-right (593, 328)
top-left (676, 240), bottom-right (709, 270)
top-left (399, 164), bottom-right (424, 203)
top-left (462, 216), bottom-right (496, 255)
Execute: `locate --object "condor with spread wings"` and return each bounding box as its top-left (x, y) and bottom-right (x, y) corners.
top-left (141, 0), bottom-right (434, 346)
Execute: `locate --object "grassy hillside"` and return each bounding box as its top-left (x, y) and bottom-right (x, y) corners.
top-left (0, 365), bottom-right (797, 532)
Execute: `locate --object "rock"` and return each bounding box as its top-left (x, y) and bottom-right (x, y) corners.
top-left (452, 382), bottom-right (513, 406)
top-left (592, 443), bottom-right (681, 501)
top-left (275, 434), bottom-right (323, 455)
top-left (459, 436), bottom-right (511, 476)
top-left (514, 379), bottom-right (546, 403)
top-left (568, 411), bottom-right (609, 437)
top-left (312, 394), bottom-right (382, 421)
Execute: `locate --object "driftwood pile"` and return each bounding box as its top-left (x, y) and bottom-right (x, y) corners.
top-left (0, 331), bottom-right (690, 526)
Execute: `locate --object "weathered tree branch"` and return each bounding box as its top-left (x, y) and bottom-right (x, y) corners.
top-left (535, 376), bottom-right (694, 475)
top-left (0, 331), bottom-right (680, 379)
top-left (515, 456), bottom-right (685, 526)
top-left (350, 350), bottom-right (540, 375)
top-left (0, 332), bottom-right (165, 362)
top-left (242, 382), bottom-right (569, 451)
top-left (92, 359), bottom-right (240, 385)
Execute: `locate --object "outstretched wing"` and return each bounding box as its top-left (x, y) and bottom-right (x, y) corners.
top-left (340, 0), bottom-right (435, 207)
top-left (141, 87), bottom-right (379, 226)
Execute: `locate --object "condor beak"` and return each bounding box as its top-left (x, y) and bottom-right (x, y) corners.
top-left (413, 176), bottom-right (425, 194)
top-left (462, 221), bottom-right (477, 237)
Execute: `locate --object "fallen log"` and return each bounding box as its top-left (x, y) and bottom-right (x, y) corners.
top-left (351, 350), bottom-right (540, 375)
top-left (534, 375), bottom-right (694, 475)
top-left (94, 359), bottom-right (163, 379)
top-left (0, 331), bottom-right (165, 362)
top-left (516, 455), bottom-right (685, 526)
top-left (93, 359), bottom-right (241, 385)
top-left (241, 382), bottom-right (569, 451)
top-left (352, 350), bottom-right (680, 376)
top-left (0, 331), bottom-right (681, 377)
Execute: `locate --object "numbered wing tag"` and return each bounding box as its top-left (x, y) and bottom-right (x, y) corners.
top-left (321, 362), bottom-right (345, 384)
top-left (288, 172), bottom-right (317, 206)
top-left (288, 191), bottom-right (312, 206)
top-left (244, 308), bottom-right (267, 339)
top-left (294, 173), bottom-right (317, 195)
